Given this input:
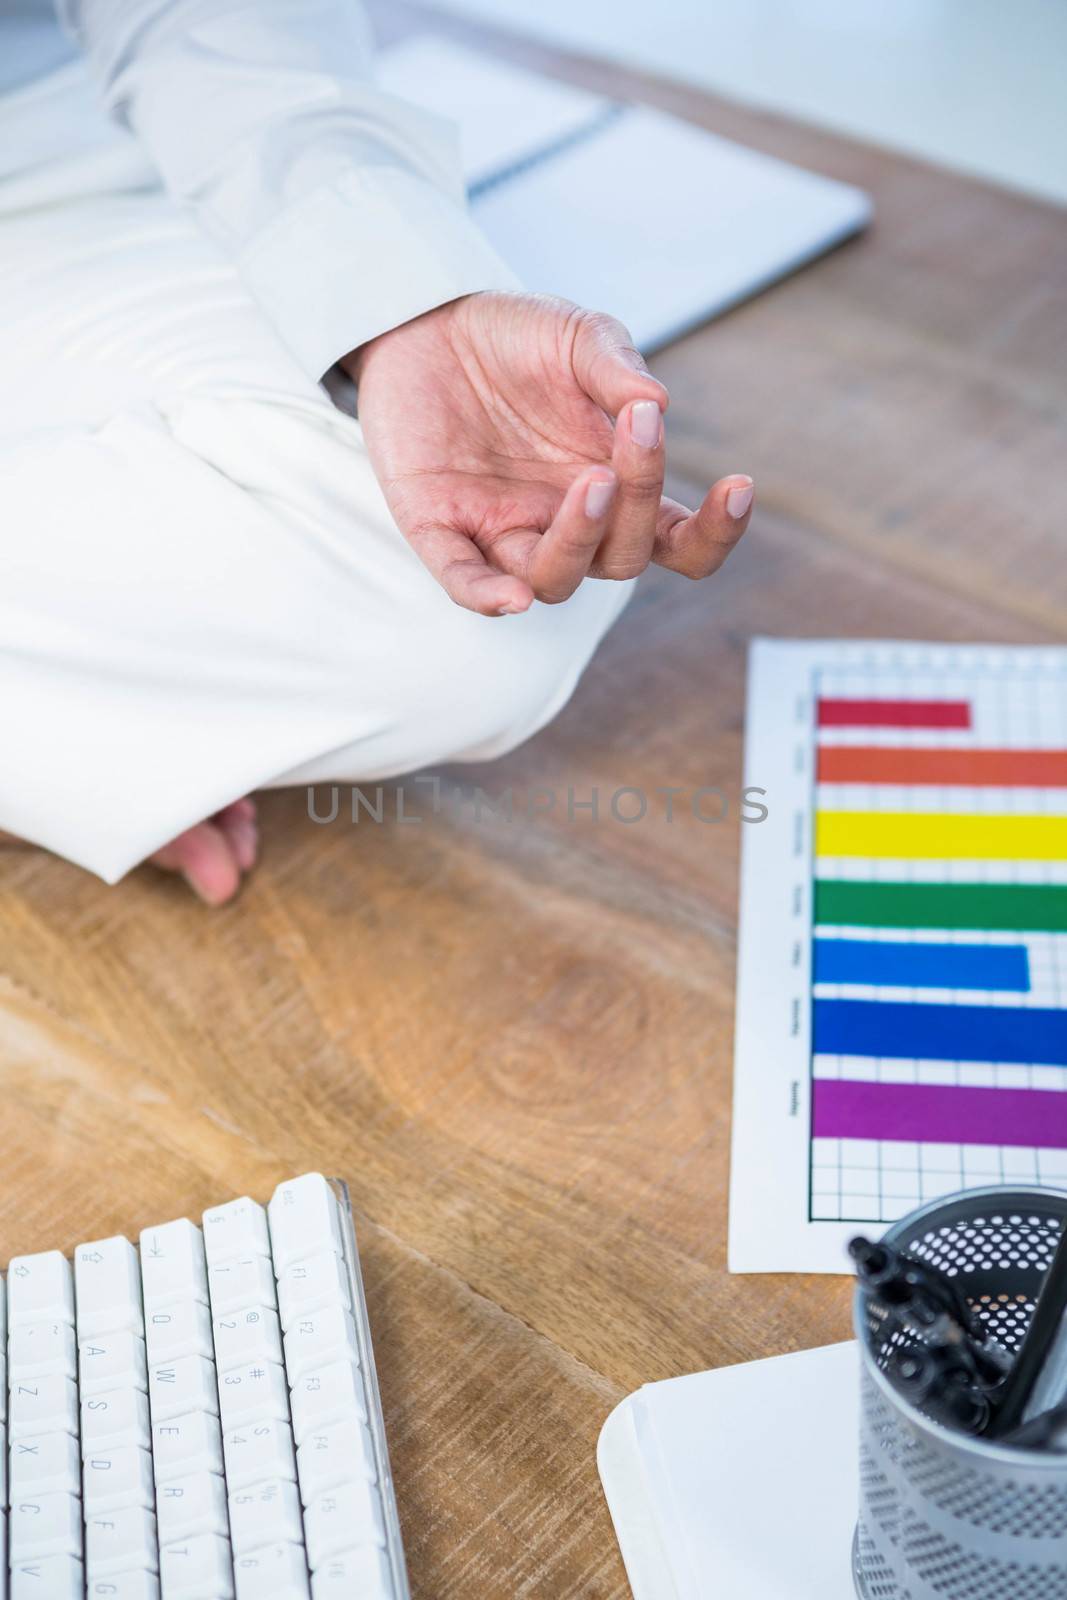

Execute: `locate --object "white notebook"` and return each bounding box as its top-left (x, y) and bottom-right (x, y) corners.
top-left (379, 37), bottom-right (872, 353)
top-left (598, 1342), bottom-right (859, 1600)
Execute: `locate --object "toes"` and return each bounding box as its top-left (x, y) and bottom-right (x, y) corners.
top-left (151, 820), bottom-right (243, 906)
top-left (215, 798), bottom-right (259, 872)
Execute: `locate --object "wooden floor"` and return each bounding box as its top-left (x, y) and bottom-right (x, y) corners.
top-left (2, 6), bottom-right (1066, 1595)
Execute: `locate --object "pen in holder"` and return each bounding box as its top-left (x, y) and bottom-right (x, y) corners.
top-left (853, 1186), bottom-right (1067, 1600)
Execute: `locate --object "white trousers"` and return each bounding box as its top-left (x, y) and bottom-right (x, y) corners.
top-left (0, 58), bottom-right (631, 883)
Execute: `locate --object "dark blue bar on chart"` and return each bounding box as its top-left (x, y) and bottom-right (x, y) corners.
top-left (813, 938), bottom-right (1030, 992)
top-left (813, 999), bottom-right (1067, 1066)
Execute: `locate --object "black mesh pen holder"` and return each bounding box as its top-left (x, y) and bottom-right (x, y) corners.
top-left (853, 1186), bottom-right (1067, 1600)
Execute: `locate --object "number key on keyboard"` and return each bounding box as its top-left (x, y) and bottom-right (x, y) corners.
top-left (202, 1198), bottom-right (271, 1268)
top-left (222, 1418), bottom-right (296, 1492)
top-left (228, 1476), bottom-right (304, 1555)
top-left (217, 1360), bottom-right (289, 1429)
top-left (212, 1305), bottom-right (282, 1374)
top-left (234, 1541), bottom-right (310, 1600)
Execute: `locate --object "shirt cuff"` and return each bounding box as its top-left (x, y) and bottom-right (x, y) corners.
top-left (239, 162), bottom-right (521, 380)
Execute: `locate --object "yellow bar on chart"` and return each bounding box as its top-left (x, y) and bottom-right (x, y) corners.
top-left (816, 811), bottom-right (1067, 861)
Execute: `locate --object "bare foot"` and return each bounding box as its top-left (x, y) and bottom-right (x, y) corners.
top-left (149, 798), bottom-right (259, 905)
top-left (1, 798), bottom-right (259, 902)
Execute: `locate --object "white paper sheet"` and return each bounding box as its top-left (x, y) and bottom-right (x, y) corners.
top-left (378, 34), bottom-right (604, 190)
top-left (379, 37), bottom-right (871, 353)
top-left (729, 639), bottom-right (1067, 1274)
top-left (599, 1342), bottom-right (859, 1600)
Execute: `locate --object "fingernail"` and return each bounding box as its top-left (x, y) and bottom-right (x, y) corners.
top-left (585, 474), bottom-right (616, 519)
top-left (497, 602), bottom-right (525, 616)
top-left (726, 479), bottom-right (754, 520)
top-left (630, 400), bottom-right (662, 449)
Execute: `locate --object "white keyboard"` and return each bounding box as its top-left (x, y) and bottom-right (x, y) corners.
top-left (0, 1174), bottom-right (410, 1599)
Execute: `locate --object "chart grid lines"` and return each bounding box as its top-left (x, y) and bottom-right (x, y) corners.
top-left (807, 648), bottom-right (1067, 1226)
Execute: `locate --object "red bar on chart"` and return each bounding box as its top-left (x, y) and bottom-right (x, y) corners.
top-left (817, 747), bottom-right (1067, 786)
top-left (816, 698), bottom-right (971, 729)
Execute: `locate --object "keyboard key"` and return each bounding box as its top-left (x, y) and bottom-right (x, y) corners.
top-left (9, 1320), bottom-right (77, 1381)
top-left (276, 1253), bottom-right (351, 1332)
top-left (139, 1221), bottom-right (208, 1312)
top-left (218, 1361), bottom-right (290, 1429)
top-left (310, 1545), bottom-right (394, 1600)
top-left (145, 1300), bottom-right (214, 1365)
top-left (86, 1503), bottom-right (158, 1577)
top-left (223, 1418), bottom-right (296, 1492)
top-left (268, 1175), bottom-right (343, 1274)
top-left (156, 1469), bottom-right (229, 1544)
top-left (9, 1430), bottom-right (81, 1498)
top-left (88, 1571), bottom-right (161, 1599)
top-left (234, 1540), bottom-right (310, 1599)
top-left (160, 1531), bottom-right (235, 1600)
top-left (213, 1305), bottom-right (282, 1374)
top-left (228, 1476), bottom-right (303, 1554)
top-left (282, 1306), bottom-right (358, 1382)
top-left (202, 1198), bottom-right (270, 1268)
top-left (290, 1360), bottom-right (367, 1443)
top-left (75, 1237), bottom-right (144, 1339)
top-left (295, 1419), bottom-right (376, 1503)
top-left (11, 1552), bottom-right (84, 1598)
top-left (151, 1411), bottom-right (223, 1483)
top-left (304, 1479), bottom-right (385, 1564)
top-left (208, 1255), bottom-right (277, 1319)
top-left (83, 1388), bottom-right (152, 1452)
top-left (83, 1446), bottom-right (155, 1512)
top-left (7, 1252), bottom-right (74, 1327)
top-left (149, 1355), bottom-right (219, 1422)
top-left (9, 1373), bottom-right (79, 1438)
top-left (9, 1490), bottom-right (83, 1560)
top-left (80, 1331), bottom-right (148, 1396)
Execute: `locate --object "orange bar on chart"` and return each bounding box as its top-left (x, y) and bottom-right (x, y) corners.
top-left (817, 747), bottom-right (1067, 787)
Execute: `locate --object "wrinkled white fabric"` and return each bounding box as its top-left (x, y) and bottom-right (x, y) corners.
top-left (31, 0), bottom-right (520, 374)
top-left (0, 54), bottom-right (632, 883)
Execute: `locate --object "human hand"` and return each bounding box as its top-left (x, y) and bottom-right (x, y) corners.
top-left (345, 292), bottom-right (753, 616)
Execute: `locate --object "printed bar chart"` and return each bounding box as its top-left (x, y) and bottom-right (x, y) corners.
top-left (730, 641), bottom-right (1067, 1273)
top-left (810, 654), bottom-right (1067, 1228)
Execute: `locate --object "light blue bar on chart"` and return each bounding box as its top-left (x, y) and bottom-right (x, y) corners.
top-left (813, 938), bottom-right (1030, 992)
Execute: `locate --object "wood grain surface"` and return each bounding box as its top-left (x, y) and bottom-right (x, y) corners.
top-left (1, 5), bottom-right (1065, 1594)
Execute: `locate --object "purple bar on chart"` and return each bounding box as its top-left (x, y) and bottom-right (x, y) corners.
top-left (812, 1079), bottom-right (1067, 1150)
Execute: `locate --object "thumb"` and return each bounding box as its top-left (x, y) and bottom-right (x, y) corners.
top-left (569, 310), bottom-right (668, 420)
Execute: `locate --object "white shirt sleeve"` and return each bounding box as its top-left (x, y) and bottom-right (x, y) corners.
top-left (57, 0), bottom-right (521, 378)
